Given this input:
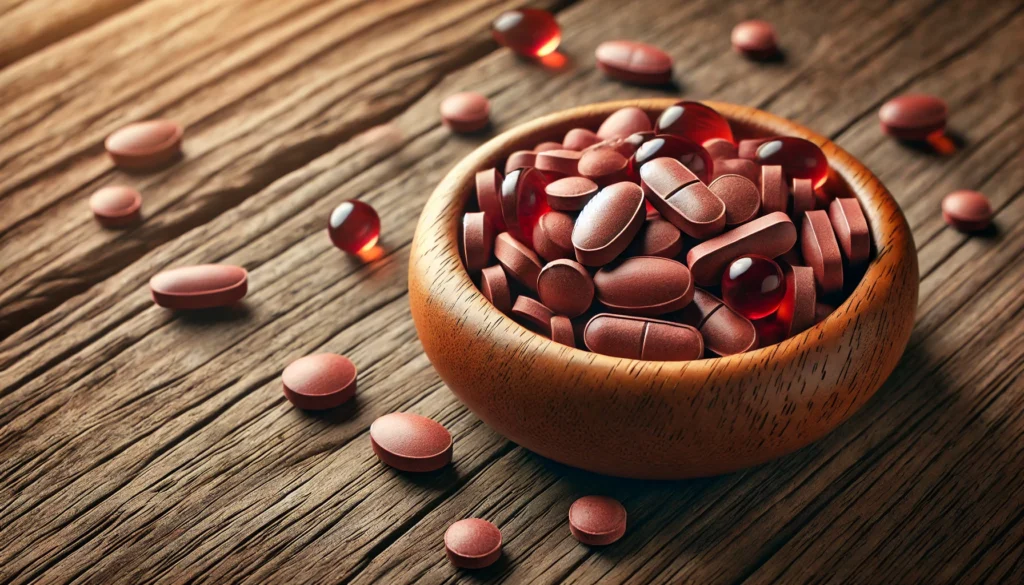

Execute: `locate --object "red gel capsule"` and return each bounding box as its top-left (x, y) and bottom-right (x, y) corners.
top-left (491, 8), bottom-right (561, 58)
top-left (630, 134), bottom-right (713, 184)
top-left (754, 137), bottom-right (829, 188)
top-left (328, 200), bottom-right (380, 254)
top-left (655, 101), bottom-right (734, 146)
top-left (721, 255), bottom-right (785, 320)
top-left (500, 167), bottom-right (550, 245)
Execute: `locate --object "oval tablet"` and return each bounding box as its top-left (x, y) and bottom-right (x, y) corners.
top-left (369, 412), bottom-right (453, 473)
top-left (537, 259), bottom-right (594, 318)
top-left (535, 141), bottom-right (562, 152)
top-left (480, 265), bottom-right (512, 314)
top-left (712, 158), bottom-right (760, 183)
top-left (801, 210), bottom-right (844, 293)
top-left (709, 174), bottom-right (760, 226)
top-left (828, 197), bottom-right (870, 264)
top-left (494, 232), bottom-right (543, 291)
top-left (105, 119), bottom-right (183, 170)
top-left (879, 94), bottom-right (947, 141)
top-left (594, 256), bottom-right (693, 316)
top-left (731, 20), bottom-right (778, 59)
top-left (511, 296), bottom-right (554, 335)
top-left (90, 185), bottom-right (142, 227)
top-left (760, 165), bottom-right (787, 214)
top-left (563, 128), bottom-right (603, 151)
top-left (640, 157), bottom-right (726, 239)
top-left (597, 107), bottom-right (653, 140)
top-left (440, 92), bottom-right (490, 133)
top-left (941, 190), bottom-right (992, 232)
top-left (475, 168), bottom-right (506, 230)
top-left (150, 264), bottom-right (248, 309)
top-left (535, 149), bottom-right (582, 176)
top-left (445, 519), bottom-right (502, 569)
top-left (281, 353), bottom-right (357, 410)
top-left (584, 314), bottom-right (703, 361)
top-left (462, 212), bottom-right (495, 272)
top-left (686, 212), bottom-right (797, 286)
top-left (550, 315), bottom-right (576, 347)
top-left (594, 40), bottom-right (673, 85)
top-left (545, 176), bottom-right (599, 211)
top-left (569, 496), bottom-right (627, 546)
top-left (572, 181), bottom-right (645, 266)
top-left (532, 211), bottom-right (575, 261)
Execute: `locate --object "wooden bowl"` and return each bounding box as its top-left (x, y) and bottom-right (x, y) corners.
top-left (409, 99), bottom-right (918, 479)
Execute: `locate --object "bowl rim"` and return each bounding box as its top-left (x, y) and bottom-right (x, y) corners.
top-left (413, 98), bottom-right (915, 374)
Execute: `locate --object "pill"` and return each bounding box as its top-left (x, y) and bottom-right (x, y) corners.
top-left (597, 107), bottom-right (653, 140)
top-left (512, 296), bottom-right (555, 335)
top-left (550, 315), bottom-right (576, 347)
top-left (572, 181), bottom-right (645, 266)
top-left (461, 212), bottom-right (495, 272)
top-left (721, 255), bottom-right (784, 320)
top-left (545, 176), bottom-right (599, 211)
top-left (800, 210), bottom-right (843, 293)
top-left (711, 158), bottom-right (760, 183)
top-left (494, 232), bottom-right (543, 291)
top-left (639, 157), bottom-right (726, 239)
top-left (535, 141), bottom-right (563, 152)
top-left (505, 150), bottom-right (537, 174)
top-left (89, 185), bottom-right (142, 227)
top-left (703, 138), bottom-right (738, 160)
top-left (569, 495), bottom-right (627, 546)
top-left (594, 256), bottom-right (693, 316)
top-left (627, 216), bottom-right (683, 258)
top-left (941, 190), bottom-right (992, 232)
top-left (149, 264), bottom-right (248, 310)
top-left (370, 412), bottom-right (453, 473)
top-left (754, 137), bottom-right (829, 188)
top-left (105, 119), bottom-right (183, 170)
top-left (594, 40), bottom-right (673, 86)
top-left (708, 174), bottom-right (760, 226)
top-left (584, 314), bottom-right (703, 361)
top-left (491, 8), bottom-right (561, 58)
top-left (677, 289), bottom-right (757, 356)
top-left (500, 167), bottom-right (550, 244)
top-left (791, 178), bottom-right (816, 220)
top-left (760, 164), bottom-right (787, 214)
top-left (281, 353), bottom-right (357, 410)
top-left (814, 302), bottom-right (834, 323)
top-left (480, 265), bottom-right (512, 314)
top-left (475, 167), bottom-right (507, 230)
top-left (828, 197), bottom-right (870, 264)
top-left (578, 148), bottom-right (629, 185)
top-left (775, 264), bottom-right (816, 337)
top-left (586, 133), bottom-right (646, 159)
top-left (878, 94), bottom-right (947, 141)
top-left (630, 135), bottom-right (713, 184)
top-left (532, 210), bottom-right (576, 261)
top-left (328, 200), bottom-right (381, 254)
top-left (655, 101), bottom-right (734, 145)
top-left (563, 128), bottom-right (603, 151)
top-left (535, 149), bottom-right (583, 176)
top-left (686, 211), bottom-right (797, 286)
top-left (537, 259), bottom-right (594, 318)
top-left (445, 519), bottom-right (502, 569)
top-left (440, 92), bottom-right (490, 133)
top-left (731, 20), bottom-right (778, 59)
top-left (737, 137), bottom-right (773, 159)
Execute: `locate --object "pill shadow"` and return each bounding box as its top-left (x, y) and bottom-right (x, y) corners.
top-left (899, 131), bottom-right (964, 156)
top-left (304, 396), bottom-right (361, 425)
top-left (173, 304), bottom-right (252, 326)
top-left (390, 464), bottom-right (462, 492)
top-left (117, 151), bottom-right (184, 174)
top-left (453, 554), bottom-right (511, 581)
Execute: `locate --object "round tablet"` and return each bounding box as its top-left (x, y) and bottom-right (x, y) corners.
top-left (879, 94), bottom-right (947, 141)
top-left (549, 315), bottom-right (576, 347)
top-left (445, 519), bottom-right (502, 569)
top-left (440, 92), bottom-right (490, 133)
top-left (709, 174), bottom-right (760, 226)
top-left (479, 265), bottom-right (512, 314)
top-left (281, 353), bottom-right (357, 410)
top-left (532, 211), bottom-right (576, 262)
top-left (942, 190), bottom-right (992, 232)
top-left (369, 412), bottom-right (453, 472)
top-left (731, 20), bottom-right (778, 59)
top-left (537, 259), bottom-right (594, 318)
top-left (494, 232), bottom-right (543, 291)
top-left (90, 185), bottom-right (142, 227)
top-left (149, 264), bottom-right (248, 310)
top-left (105, 119), bottom-right (183, 170)
top-left (568, 496), bottom-right (627, 546)
top-left (597, 107), bottom-right (652, 140)
top-left (545, 176), bottom-right (599, 211)
top-left (462, 212), bottom-right (495, 272)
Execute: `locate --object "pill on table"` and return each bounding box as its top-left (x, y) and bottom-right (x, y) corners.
top-left (480, 265), bottom-right (512, 314)
top-left (90, 185), bottom-right (142, 227)
top-left (721, 255), bottom-right (785, 320)
top-left (535, 141), bottom-right (563, 152)
top-left (505, 150), bottom-right (537, 174)
top-left (801, 210), bottom-right (844, 293)
top-left (440, 92), bottom-right (490, 133)
top-left (594, 256), bottom-right (693, 316)
top-left (491, 8), bottom-right (561, 58)
top-left (563, 128), bottom-right (603, 151)
top-left (105, 119), bottom-right (183, 170)
top-left (569, 495), bottom-right (627, 546)
top-left (627, 216), bottom-right (683, 258)
top-left (775, 264), bottom-right (817, 337)
top-left (655, 101), bottom-right (734, 145)
top-left (754, 137), bottom-right (829, 188)
top-left (708, 174), bottom-right (760, 226)
top-left (550, 315), bottom-right (576, 347)
top-left (677, 289), bottom-right (757, 356)
top-left (511, 296), bottom-right (555, 335)
top-left (328, 200), bottom-right (381, 254)
top-left (731, 20), bottom-right (778, 59)
top-left (281, 353), bottom-right (357, 410)
top-left (597, 107), bottom-right (653, 140)
top-left (594, 40), bottom-right (673, 86)
top-left (494, 232), bottom-right (543, 291)
top-left (572, 181), bottom-right (645, 266)
top-left (370, 412), bottom-right (453, 473)
top-left (545, 176), bottom-right (599, 211)
top-left (828, 197), bottom-right (870, 264)
top-left (461, 212), bottom-right (495, 272)
top-left (578, 148), bottom-right (629, 185)
top-left (791, 178), bottom-right (816, 220)
top-left (475, 167), bottom-right (506, 230)
top-left (150, 264), bottom-right (248, 310)
top-left (703, 138), bottom-right (738, 160)
top-left (535, 149), bottom-right (583, 176)
top-left (686, 211), bottom-right (797, 286)
top-left (712, 158), bottom-right (760, 183)
top-left (639, 157), bottom-right (726, 239)
top-left (532, 210), bottom-right (576, 262)
top-left (584, 314), bottom-right (703, 361)
top-left (537, 259), bottom-right (594, 318)
top-left (941, 190), bottom-right (992, 232)
top-left (500, 167), bottom-right (550, 244)
top-left (760, 165), bottom-right (787, 214)
top-left (878, 94), bottom-right (947, 141)
top-left (445, 518), bottom-right (503, 569)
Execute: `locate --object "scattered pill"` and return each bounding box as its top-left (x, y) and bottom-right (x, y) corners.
top-left (440, 92), bottom-right (490, 133)
top-left (480, 265), bottom-right (512, 314)
top-left (105, 119), bottom-right (183, 170)
top-left (494, 232), bottom-right (543, 291)
top-left (569, 496), bottom-right (627, 546)
top-left (879, 94), bottom-right (947, 141)
top-left (462, 212), bottom-right (495, 272)
top-left (594, 40), bottom-right (673, 85)
top-left (721, 255), bottom-right (785, 320)
top-left (655, 101), bottom-right (734, 145)
top-left (150, 264), bottom-right (248, 310)
top-left (754, 137), bottom-right (829, 188)
top-left (550, 315), bottom-right (576, 347)
top-left (572, 182), bottom-right (646, 266)
top-left (594, 256), bottom-right (693, 316)
top-left (545, 176), bottom-right (599, 211)
top-left (512, 296), bottom-right (555, 335)
top-left (941, 190), bottom-right (992, 233)
top-left (532, 210), bottom-right (576, 261)
top-left (537, 259), bottom-right (594, 318)
top-left (709, 174), bottom-right (760, 226)
top-left (731, 20), bottom-right (778, 59)
top-left (760, 164), bottom-right (787, 214)
top-left (597, 107), bottom-right (653, 140)
top-left (90, 185), bottom-right (142, 227)
top-left (584, 314), bottom-right (703, 361)
top-left (491, 8), bottom-right (561, 58)
top-left (801, 210), bottom-right (844, 293)
top-left (328, 200), bottom-right (381, 254)
top-left (686, 212), bottom-right (797, 286)
top-left (281, 353), bottom-right (357, 410)
top-left (445, 519), bottom-right (502, 569)
top-left (828, 197), bottom-right (871, 264)
top-left (370, 412), bottom-right (453, 473)
top-left (476, 168), bottom-right (507, 230)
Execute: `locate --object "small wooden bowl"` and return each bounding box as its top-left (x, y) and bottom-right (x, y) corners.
top-left (409, 99), bottom-right (918, 479)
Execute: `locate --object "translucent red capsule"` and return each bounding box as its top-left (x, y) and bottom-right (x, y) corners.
top-left (629, 134), bottom-right (713, 184)
top-left (501, 167), bottom-right (551, 246)
top-left (753, 137), bottom-right (829, 188)
top-left (491, 9), bottom-right (561, 58)
top-left (721, 255), bottom-right (785, 320)
top-left (328, 200), bottom-right (380, 254)
top-left (654, 101), bottom-right (734, 146)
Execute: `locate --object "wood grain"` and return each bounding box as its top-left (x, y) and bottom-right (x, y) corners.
top-left (0, 0), bottom-right (1021, 582)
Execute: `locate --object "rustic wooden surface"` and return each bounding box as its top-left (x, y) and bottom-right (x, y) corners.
top-left (0, 0), bottom-right (1021, 582)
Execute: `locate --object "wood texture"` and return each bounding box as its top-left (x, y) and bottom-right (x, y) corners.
top-left (1, 0), bottom-right (1022, 582)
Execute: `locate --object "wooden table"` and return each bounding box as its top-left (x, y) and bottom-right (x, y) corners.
top-left (1, 0), bottom-right (1021, 582)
